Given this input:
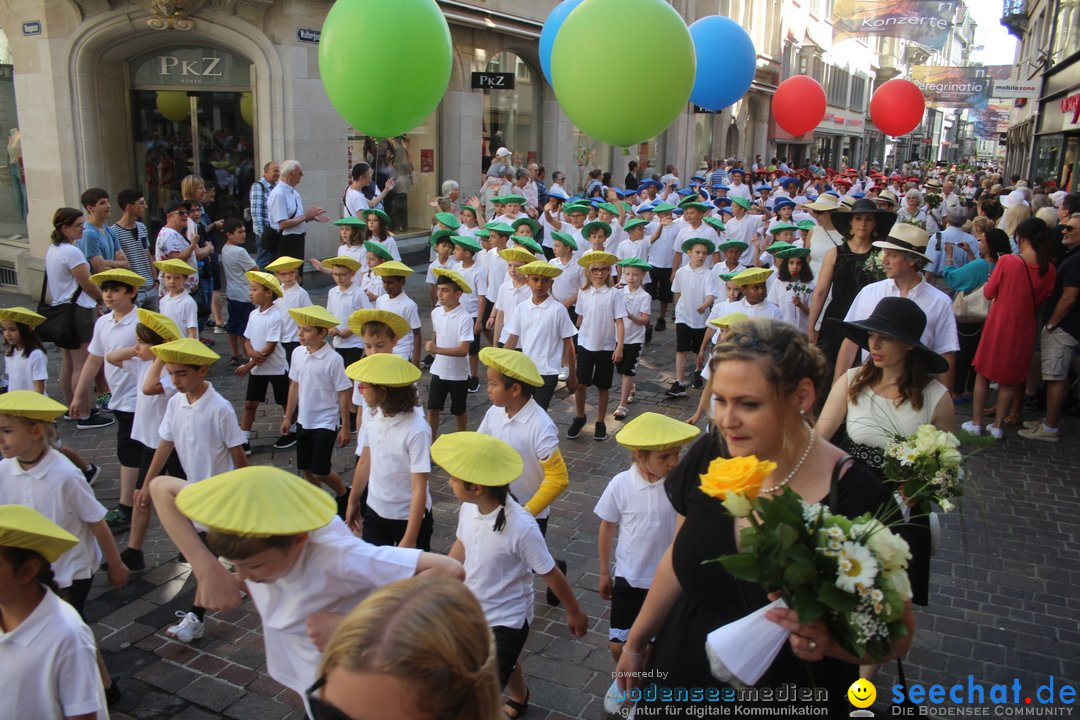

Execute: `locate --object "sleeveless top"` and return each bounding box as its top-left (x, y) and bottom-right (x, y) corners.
top-left (823, 243), bottom-right (873, 321)
top-left (843, 368), bottom-right (949, 468)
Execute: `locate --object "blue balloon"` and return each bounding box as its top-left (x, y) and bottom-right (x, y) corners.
top-left (688, 16), bottom-right (756, 111)
top-left (540, 0), bottom-right (585, 85)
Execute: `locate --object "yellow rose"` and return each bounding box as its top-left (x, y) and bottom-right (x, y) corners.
top-left (699, 455), bottom-right (778, 501)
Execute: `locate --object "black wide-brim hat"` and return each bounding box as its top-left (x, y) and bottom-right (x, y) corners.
top-left (834, 296), bottom-right (949, 375)
top-left (831, 198), bottom-right (898, 238)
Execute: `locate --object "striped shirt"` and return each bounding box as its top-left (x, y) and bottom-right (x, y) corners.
top-left (110, 221), bottom-right (154, 292)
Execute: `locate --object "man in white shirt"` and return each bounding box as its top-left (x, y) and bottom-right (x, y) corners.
top-left (548, 171), bottom-right (568, 200)
top-left (836, 223), bottom-right (958, 389)
top-left (267, 159), bottom-right (328, 263)
top-left (727, 168), bottom-right (752, 201)
top-left (723, 197), bottom-right (765, 265)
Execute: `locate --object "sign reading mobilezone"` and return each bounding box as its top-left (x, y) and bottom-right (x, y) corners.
top-left (911, 65), bottom-right (1011, 107)
top-left (832, 0), bottom-right (958, 51)
top-left (991, 80), bottom-right (1039, 99)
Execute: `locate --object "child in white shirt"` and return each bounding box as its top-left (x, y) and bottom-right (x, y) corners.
top-left (612, 260), bottom-right (652, 420)
top-left (569, 251), bottom-right (625, 442)
top-left (426, 272), bottom-right (474, 439)
top-left (236, 272), bottom-right (291, 452)
top-left (667, 239), bottom-right (717, 397)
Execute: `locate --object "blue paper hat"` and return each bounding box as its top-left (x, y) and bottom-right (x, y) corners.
top-left (773, 198), bottom-right (796, 210)
top-left (548, 188), bottom-right (569, 201)
top-left (637, 203), bottom-right (655, 212)
top-left (677, 188), bottom-right (694, 196)
top-left (713, 197), bottom-right (732, 207)
top-left (719, 206), bottom-right (734, 216)
top-left (779, 177), bottom-right (800, 187)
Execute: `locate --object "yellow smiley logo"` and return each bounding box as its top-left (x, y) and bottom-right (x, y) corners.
top-left (848, 678), bottom-right (876, 709)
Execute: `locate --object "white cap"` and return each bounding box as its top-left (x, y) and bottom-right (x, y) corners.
top-left (1001, 189), bottom-right (1029, 209)
top-left (495, 147), bottom-right (512, 158)
top-left (1049, 190), bottom-right (1067, 208)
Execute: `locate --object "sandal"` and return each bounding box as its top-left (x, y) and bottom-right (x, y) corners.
top-left (1001, 414), bottom-right (1022, 427)
top-left (613, 405), bottom-right (628, 420)
top-left (983, 405), bottom-right (997, 417)
top-left (627, 388), bottom-right (636, 404)
top-left (504, 688), bottom-right (530, 719)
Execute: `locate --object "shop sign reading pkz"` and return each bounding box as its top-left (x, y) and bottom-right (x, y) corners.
top-left (472, 72), bottom-right (515, 90)
top-left (158, 55), bottom-right (224, 81)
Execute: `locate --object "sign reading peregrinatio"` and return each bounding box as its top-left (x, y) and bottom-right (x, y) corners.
top-left (832, 0), bottom-right (958, 51)
top-left (911, 65), bottom-right (1012, 108)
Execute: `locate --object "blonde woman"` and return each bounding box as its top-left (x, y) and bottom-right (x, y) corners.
top-left (310, 575), bottom-right (502, 720)
top-left (1000, 196), bottom-right (1032, 253)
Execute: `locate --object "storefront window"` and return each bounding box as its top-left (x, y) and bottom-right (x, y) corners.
top-left (1033, 135), bottom-right (1063, 185)
top-left (1051, 0), bottom-right (1079, 64)
top-left (0, 28), bottom-right (27, 239)
top-left (476, 51), bottom-right (540, 171)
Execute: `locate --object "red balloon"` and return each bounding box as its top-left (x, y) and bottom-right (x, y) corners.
top-left (870, 79), bottom-right (926, 137)
top-left (771, 75), bottom-right (826, 137)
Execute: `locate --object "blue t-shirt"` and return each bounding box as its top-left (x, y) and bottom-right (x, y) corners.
top-left (78, 223), bottom-right (120, 264)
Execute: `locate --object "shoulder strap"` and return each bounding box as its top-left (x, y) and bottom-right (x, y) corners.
top-left (828, 455), bottom-right (854, 513)
top-left (38, 262), bottom-right (82, 306)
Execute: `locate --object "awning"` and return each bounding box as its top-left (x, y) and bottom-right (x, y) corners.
top-left (438, 0), bottom-right (544, 39)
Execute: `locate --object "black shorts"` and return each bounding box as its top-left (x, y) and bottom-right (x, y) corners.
top-left (428, 374), bottom-right (468, 416)
top-left (576, 347), bottom-right (616, 390)
top-left (469, 318), bottom-right (481, 355)
top-left (282, 341), bottom-right (300, 369)
top-left (297, 425), bottom-right (337, 476)
top-left (245, 373), bottom-right (290, 405)
top-left (59, 577), bottom-right (94, 618)
top-left (226, 299), bottom-right (254, 336)
top-left (361, 506), bottom-right (434, 551)
top-left (136, 443), bottom-right (186, 490)
top-left (481, 299), bottom-right (495, 327)
top-left (609, 576), bottom-right (649, 642)
top-left (675, 323), bottom-right (706, 353)
top-left (336, 346), bottom-right (364, 370)
top-left (616, 343), bottom-right (643, 376)
top-left (647, 267), bottom-right (673, 303)
top-left (533, 374), bottom-right (559, 411)
top-left (114, 410), bottom-right (144, 468)
top-left (72, 306), bottom-right (98, 346)
top-left (492, 621), bottom-right (530, 689)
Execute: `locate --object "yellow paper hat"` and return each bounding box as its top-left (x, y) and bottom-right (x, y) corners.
top-left (708, 312), bottom-right (749, 329)
top-left (432, 267), bottom-right (472, 294)
top-left (136, 308), bottom-right (181, 342)
top-left (289, 305), bottom-right (341, 330)
top-left (176, 466), bottom-right (336, 536)
top-left (154, 258), bottom-right (197, 276)
top-left (347, 309), bottom-right (410, 340)
top-left (0, 505), bottom-right (79, 562)
top-left (731, 267), bottom-right (774, 287)
top-left (91, 268), bottom-right (146, 288)
top-left (0, 306), bottom-right (46, 328)
top-left (245, 270), bottom-right (283, 298)
top-left (479, 347), bottom-right (543, 387)
top-left (0, 391), bottom-right (69, 422)
top-left (498, 247), bottom-right (535, 265)
top-left (615, 412), bottom-right (701, 451)
top-left (323, 255), bottom-right (362, 272)
top-left (265, 256), bottom-right (304, 272)
top-left (152, 337), bottom-right (220, 366)
top-left (345, 353), bottom-right (421, 387)
top-left (372, 261), bottom-right (414, 277)
top-left (518, 261), bottom-right (563, 279)
top-left (431, 432), bottom-right (523, 487)
top-left (577, 250), bottom-right (619, 268)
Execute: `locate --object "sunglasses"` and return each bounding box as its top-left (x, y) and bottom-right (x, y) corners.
top-left (306, 676), bottom-right (351, 720)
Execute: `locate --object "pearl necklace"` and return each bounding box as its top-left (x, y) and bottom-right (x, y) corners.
top-left (759, 423), bottom-right (816, 494)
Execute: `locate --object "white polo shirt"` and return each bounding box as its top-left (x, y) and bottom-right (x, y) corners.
top-left (458, 497), bottom-right (555, 628)
top-left (732, 296), bottom-right (785, 322)
top-left (484, 249), bottom-right (508, 302)
top-left (426, 256), bottom-right (456, 285)
top-left (160, 291), bottom-right (198, 335)
top-left (87, 308), bottom-right (138, 411)
top-left (4, 349), bottom-right (47, 392)
top-left (576, 285), bottom-right (627, 352)
top-left (247, 517), bottom-right (420, 699)
top-left (289, 343), bottom-right (351, 430)
top-left (276, 282), bottom-right (313, 345)
top-left (159, 383), bottom-right (246, 483)
top-left (375, 292), bottom-right (422, 361)
top-left (617, 237), bottom-right (650, 263)
top-left (675, 223), bottom-right (720, 264)
top-left (504, 296), bottom-right (577, 376)
top-left (549, 256), bottom-right (582, 305)
top-left (672, 263), bottom-right (718, 329)
top-left (430, 304), bottom-right (474, 381)
top-left (723, 214), bottom-right (765, 266)
top-left (357, 407), bottom-right (432, 520)
top-left (622, 287), bottom-right (652, 345)
top-left (594, 465), bottom-right (677, 589)
top-left (477, 399), bottom-right (560, 520)
top-left (844, 278), bottom-right (960, 357)
top-left (359, 270), bottom-right (384, 302)
top-left (244, 304), bottom-right (287, 376)
top-left (267, 181), bottom-right (305, 236)
top-left (0, 589), bottom-right (107, 719)
top-left (327, 283), bottom-right (372, 349)
top-left (648, 224), bottom-right (679, 269)
top-left (0, 450), bottom-right (105, 588)
top-left (450, 261), bottom-right (488, 318)
top-left (130, 358), bottom-right (176, 449)
top-left (495, 281), bottom-right (531, 345)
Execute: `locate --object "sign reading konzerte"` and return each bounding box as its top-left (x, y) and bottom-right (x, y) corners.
top-left (911, 65), bottom-right (1011, 107)
top-left (832, 0), bottom-right (958, 51)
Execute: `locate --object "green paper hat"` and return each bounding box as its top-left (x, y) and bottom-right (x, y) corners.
top-left (474, 228), bottom-right (491, 238)
top-left (651, 202), bottom-right (677, 213)
top-left (623, 218), bottom-right (649, 232)
top-left (564, 203), bottom-right (590, 215)
top-left (583, 220), bottom-right (612, 238)
top-left (333, 216), bottom-right (364, 226)
top-left (550, 231), bottom-right (578, 251)
top-left (616, 257), bottom-right (652, 271)
top-left (776, 246), bottom-right (811, 260)
top-left (681, 237), bottom-right (715, 254)
top-left (435, 212), bottom-right (461, 230)
top-left (511, 235), bottom-right (543, 254)
top-left (768, 223), bottom-right (799, 236)
top-left (430, 228), bottom-right (453, 246)
top-left (680, 201), bottom-right (710, 212)
top-left (484, 221), bottom-right (514, 235)
top-left (450, 235), bottom-right (482, 253)
top-left (765, 240), bottom-right (795, 254)
top-left (363, 241), bottom-right (393, 261)
top-left (460, 204), bottom-right (478, 216)
top-left (598, 202), bottom-right (620, 215)
top-left (501, 194), bottom-right (526, 205)
top-left (718, 239), bottom-right (748, 253)
top-left (511, 217), bottom-right (540, 235)
top-left (796, 220), bottom-right (815, 231)
top-left (703, 217), bottom-right (726, 232)
top-left (730, 197), bottom-right (751, 211)
top-left (361, 208), bottom-right (391, 225)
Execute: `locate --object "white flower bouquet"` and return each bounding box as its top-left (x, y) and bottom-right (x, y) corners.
top-left (699, 457), bottom-right (912, 685)
top-left (862, 250), bottom-right (887, 281)
top-left (882, 424), bottom-right (964, 513)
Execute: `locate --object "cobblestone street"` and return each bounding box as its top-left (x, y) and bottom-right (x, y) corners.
top-left (28, 270), bottom-right (1080, 719)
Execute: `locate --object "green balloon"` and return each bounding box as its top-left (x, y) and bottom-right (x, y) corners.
top-left (551, 0), bottom-right (694, 147)
top-left (319, 0), bottom-right (452, 138)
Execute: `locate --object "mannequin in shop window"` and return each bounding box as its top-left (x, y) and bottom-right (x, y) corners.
top-left (7, 128), bottom-right (27, 219)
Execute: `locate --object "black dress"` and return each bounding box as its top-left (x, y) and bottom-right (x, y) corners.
top-left (641, 432), bottom-right (893, 716)
top-left (818, 243), bottom-right (875, 371)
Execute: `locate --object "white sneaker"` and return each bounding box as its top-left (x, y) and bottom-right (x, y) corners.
top-left (165, 611), bottom-right (205, 643)
top-left (558, 367), bottom-right (569, 382)
top-left (960, 420), bottom-right (982, 436)
top-left (604, 680), bottom-right (636, 716)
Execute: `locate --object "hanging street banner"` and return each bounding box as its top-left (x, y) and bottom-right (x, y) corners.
top-left (972, 103), bottom-right (1011, 139)
top-left (911, 65), bottom-right (1012, 108)
top-left (832, 0), bottom-right (959, 50)
top-left (990, 79), bottom-right (1040, 99)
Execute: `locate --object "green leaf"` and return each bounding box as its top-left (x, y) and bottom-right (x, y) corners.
top-left (776, 523), bottom-right (799, 550)
top-left (783, 558), bottom-right (818, 587)
top-left (819, 582), bottom-right (858, 614)
top-left (793, 587), bottom-right (828, 623)
top-left (716, 553), bottom-right (758, 581)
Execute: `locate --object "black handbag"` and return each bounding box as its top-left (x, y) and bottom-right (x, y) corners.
top-left (35, 271), bottom-right (84, 349)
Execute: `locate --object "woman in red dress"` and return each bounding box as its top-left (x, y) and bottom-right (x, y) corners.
top-left (967, 218), bottom-right (1056, 438)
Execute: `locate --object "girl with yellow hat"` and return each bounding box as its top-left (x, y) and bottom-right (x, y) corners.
top-left (0, 505), bottom-right (108, 719)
